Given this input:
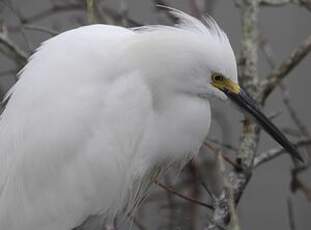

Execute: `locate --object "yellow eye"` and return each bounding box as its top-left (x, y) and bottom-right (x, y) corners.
top-left (212, 73), bottom-right (224, 82)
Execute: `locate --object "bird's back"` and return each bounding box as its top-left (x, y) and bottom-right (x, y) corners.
top-left (0, 25), bottom-right (153, 230)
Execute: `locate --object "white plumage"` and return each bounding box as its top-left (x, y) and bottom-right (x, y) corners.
top-left (0, 10), bottom-right (237, 230)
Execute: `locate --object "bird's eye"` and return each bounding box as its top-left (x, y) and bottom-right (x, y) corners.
top-left (212, 74), bottom-right (224, 82)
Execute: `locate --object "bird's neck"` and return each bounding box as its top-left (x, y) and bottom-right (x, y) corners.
top-left (139, 93), bottom-right (211, 171)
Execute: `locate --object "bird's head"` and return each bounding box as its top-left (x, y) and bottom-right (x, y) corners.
top-left (130, 8), bottom-right (238, 102)
top-left (129, 8), bottom-right (303, 163)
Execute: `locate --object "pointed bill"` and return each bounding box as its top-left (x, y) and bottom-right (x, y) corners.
top-left (212, 78), bottom-right (303, 163)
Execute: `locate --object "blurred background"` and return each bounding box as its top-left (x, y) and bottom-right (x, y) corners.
top-left (0, 0), bottom-right (310, 229)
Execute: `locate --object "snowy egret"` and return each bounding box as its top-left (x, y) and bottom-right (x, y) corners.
top-left (0, 9), bottom-right (302, 230)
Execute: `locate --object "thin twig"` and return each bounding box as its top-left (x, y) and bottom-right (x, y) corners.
top-left (154, 180), bottom-right (214, 210)
top-left (282, 127), bottom-right (305, 138)
top-left (163, 175), bottom-right (175, 230)
top-left (205, 138), bottom-right (238, 152)
top-left (260, 34), bottom-right (311, 104)
top-left (24, 25), bottom-right (59, 36)
top-left (19, 3), bottom-right (84, 25)
top-left (287, 197), bottom-right (296, 230)
top-left (100, 6), bottom-right (142, 27)
top-left (152, 0), bottom-right (179, 23)
top-left (280, 83), bottom-right (311, 139)
top-left (258, 32), bottom-right (276, 68)
top-left (254, 139), bottom-right (311, 167)
top-left (290, 164), bottom-right (311, 200)
top-left (2, 0), bottom-right (32, 51)
top-left (260, 34), bottom-right (311, 193)
top-left (200, 180), bottom-right (215, 201)
top-left (217, 153), bottom-right (240, 230)
top-left (86, 0), bottom-right (96, 24)
top-left (119, 0), bottom-right (129, 26)
top-left (0, 32), bottom-right (28, 63)
top-left (259, 0), bottom-right (311, 11)
top-left (189, 0), bottom-right (202, 18)
top-left (203, 143), bottom-right (240, 169)
top-left (130, 216), bottom-right (147, 230)
top-left (0, 69), bottom-right (16, 77)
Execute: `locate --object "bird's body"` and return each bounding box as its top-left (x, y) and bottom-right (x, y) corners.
top-left (0, 9), bottom-right (302, 230)
top-left (0, 16), bottom-right (218, 229)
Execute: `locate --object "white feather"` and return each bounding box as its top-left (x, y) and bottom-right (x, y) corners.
top-left (0, 10), bottom-right (237, 230)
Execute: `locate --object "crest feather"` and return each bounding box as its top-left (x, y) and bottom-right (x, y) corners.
top-left (135, 6), bottom-right (229, 43)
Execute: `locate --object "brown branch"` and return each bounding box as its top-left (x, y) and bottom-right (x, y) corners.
top-left (260, 34), bottom-right (311, 104)
top-left (203, 143), bottom-right (240, 170)
top-left (290, 164), bottom-right (311, 201)
top-left (154, 180), bottom-right (214, 210)
top-left (163, 175), bottom-right (175, 229)
top-left (205, 138), bottom-right (238, 152)
top-left (260, 0), bottom-right (293, 6)
top-left (186, 161), bottom-right (201, 229)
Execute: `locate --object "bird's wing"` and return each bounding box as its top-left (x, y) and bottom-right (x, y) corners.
top-left (0, 25), bottom-right (153, 230)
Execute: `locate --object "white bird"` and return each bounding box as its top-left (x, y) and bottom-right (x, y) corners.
top-left (0, 9), bottom-right (302, 230)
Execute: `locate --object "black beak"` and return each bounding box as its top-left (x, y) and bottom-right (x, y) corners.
top-left (224, 88), bottom-right (303, 163)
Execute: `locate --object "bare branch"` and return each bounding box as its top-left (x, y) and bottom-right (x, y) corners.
top-left (129, 216), bottom-right (147, 230)
top-left (211, 191), bottom-right (231, 228)
top-left (0, 32), bottom-right (28, 64)
top-left (99, 6), bottom-right (142, 27)
top-left (280, 83), bottom-right (311, 139)
top-left (0, 69), bottom-right (16, 77)
top-left (260, 0), bottom-right (311, 11)
top-left (163, 175), bottom-right (175, 229)
top-left (154, 180), bottom-right (214, 210)
top-left (260, 0), bottom-right (293, 6)
top-left (119, 0), bottom-right (129, 26)
top-left (290, 163), bottom-right (311, 200)
top-left (260, 34), bottom-right (311, 103)
top-left (19, 3), bottom-right (84, 25)
top-left (258, 33), bottom-right (276, 68)
top-left (287, 197), bottom-right (296, 230)
top-left (214, 154), bottom-right (241, 230)
top-left (254, 139), bottom-right (311, 167)
top-left (23, 25), bottom-right (59, 36)
top-left (205, 138), bottom-right (238, 152)
top-left (86, 0), bottom-right (96, 24)
top-left (203, 143), bottom-right (240, 169)
top-left (237, 0), bottom-right (260, 168)
top-left (259, 31), bottom-right (311, 157)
